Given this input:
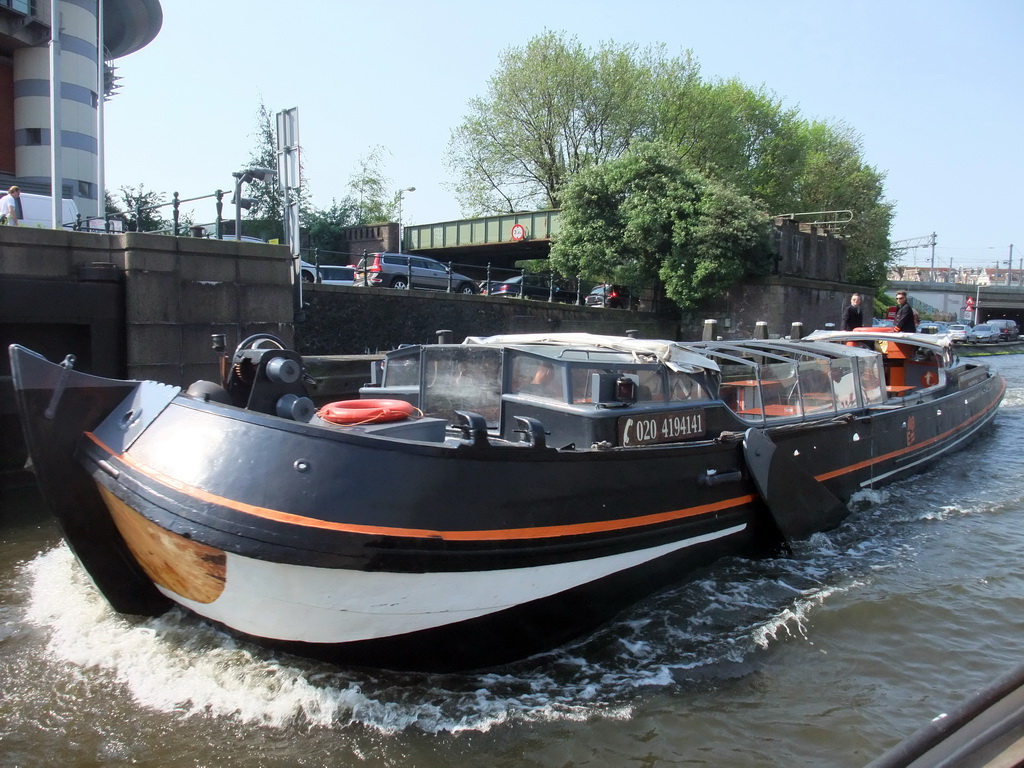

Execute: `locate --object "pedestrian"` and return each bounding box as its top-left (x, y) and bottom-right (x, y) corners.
top-left (893, 290), bottom-right (917, 333)
top-left (0, 185), bottom-right (21, 226)
top-left (841, 293), bottom-right (863, 331)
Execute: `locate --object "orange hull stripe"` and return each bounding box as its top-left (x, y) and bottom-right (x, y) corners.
top-left (815, 381), bottom-right (1004, 482)
top-left (82, 381), bottom-right (1000, 542)
top-left (83, 432), bottom-right (756, 542)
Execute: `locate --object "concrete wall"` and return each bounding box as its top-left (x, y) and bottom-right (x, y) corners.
top-left (770, 218), bottom-right (848, 282)
top-left (296, 284), bottom-right (677, 354)
top-left (720, 276), bottom-right (874, 338)
top-left (0, 226), bottom-right (295, 386)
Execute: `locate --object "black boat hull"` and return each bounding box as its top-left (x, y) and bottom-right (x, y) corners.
top-left (9, 339), bottom-right (1006, 670)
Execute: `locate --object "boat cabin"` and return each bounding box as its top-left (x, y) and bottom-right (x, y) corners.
top-left (354, 332), bottom-right (961, 450)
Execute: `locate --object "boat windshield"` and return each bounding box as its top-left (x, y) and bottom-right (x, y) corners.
top-left (418, 346), bottom-right (503, 427)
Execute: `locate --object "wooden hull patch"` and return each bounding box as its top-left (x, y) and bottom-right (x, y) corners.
top-left (97, 484), bottom-right (226, 604)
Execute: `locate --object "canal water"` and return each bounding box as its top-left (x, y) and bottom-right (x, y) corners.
top-left (1, 353), bottom-right (1022, 767)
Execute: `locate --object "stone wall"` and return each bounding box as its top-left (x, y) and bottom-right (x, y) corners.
top-left (295, 285), bottom-right (677, 355)
top-left (0, 227), bottom-right (295, 386)
top-left (324, 222), bottom-right (399, 264)
top-left (702, 276), bottom-right (874, 338)
top-left (770, 217), bottom-right (847, 282)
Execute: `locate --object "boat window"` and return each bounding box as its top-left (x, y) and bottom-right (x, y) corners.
top-left (858, 356), bottom-right (886, 405)
top-left (797, 360), bottom-right (836, 414)
top-left (419, 346), bottom-right (503, 426)
top-left (381, 350), bottom-right (420, 387)
top-left (510, 355), bottom-right (565, 400)
top-left (666, 371), bottom-right (709, 402)
top-left (565, 365), bottom-right (670, 403)
top-left (829, 357), bottom-right (858, 409)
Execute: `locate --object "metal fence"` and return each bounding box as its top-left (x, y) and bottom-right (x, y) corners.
top-left (299, 247), bottom-right (601, 304)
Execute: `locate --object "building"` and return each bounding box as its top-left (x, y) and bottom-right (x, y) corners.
top-left (0, 0), bottom-right (162, 218)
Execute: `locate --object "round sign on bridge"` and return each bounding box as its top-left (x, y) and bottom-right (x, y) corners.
top-left (511, 224), bottom-right (526, 241)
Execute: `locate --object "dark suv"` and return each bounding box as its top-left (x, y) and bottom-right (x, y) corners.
top-left (353, 253), bottom-right (478, 293)
top-left (585, 284), bottom-right (636, 309)
top-left (485, 274), bottom-right (578, 303)
top-left (985, 318), bottom-right (1020, 342)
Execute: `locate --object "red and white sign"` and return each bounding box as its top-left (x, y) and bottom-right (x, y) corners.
top-left (966, 296), bottom-right (974, 308)
top-left (510, 223), bottom-right (526, 241)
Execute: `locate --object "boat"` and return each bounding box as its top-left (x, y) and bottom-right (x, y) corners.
top-left (867, 662), bottom-right (1024, 767)
top-left (8, 328), bottom-right (1005, 671)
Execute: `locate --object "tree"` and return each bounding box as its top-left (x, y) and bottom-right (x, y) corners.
top-left (655, 76), bottom-right (806, 213)
top-left (446, 31), bottom-right (657, 214)
top-left (348, 146), bottom-right (396, 224)
top-left (237, 100), bottom-right (310, 241)
top-left (108, 184), bottom-right (173, 233)
top-left (303, 198), bottom-right (361, 258)
top-left (788, 121), bottom-right (894, 286)
top-left (550, 142), bottom-right (772, 308)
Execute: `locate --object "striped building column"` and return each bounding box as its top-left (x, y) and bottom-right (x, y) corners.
top-left (13, 0), bottom-right (101, 218)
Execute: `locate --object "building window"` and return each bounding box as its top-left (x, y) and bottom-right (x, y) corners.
top-left (26, 128), bottom-right (43, 145)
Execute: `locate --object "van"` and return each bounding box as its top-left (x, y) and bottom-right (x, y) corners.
top-left (12, 192), bottom-right (80, 229)
top-left (985, 319), bottom-right (1020, 342)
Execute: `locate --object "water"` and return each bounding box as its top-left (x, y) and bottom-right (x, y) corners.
top-left (2, 353), bottom-right (1023, 767)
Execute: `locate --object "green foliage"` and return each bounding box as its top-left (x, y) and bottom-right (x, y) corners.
top-left (447, 31), bottom-right (657, 214)
top-left (550, 142), bottom-right (772, 308)
top-left (452, 32), bottom-right (896, 292)
top-left (241, 101), bottom-right (285, 220)
top-left (108, 184), bottom-right (172, 233)
top-left (303, 198), bottom-right (361, 258)
top-left (349, 146), bottom-right (396, 224)
top-left (789, 121), bottom-right (894, 286)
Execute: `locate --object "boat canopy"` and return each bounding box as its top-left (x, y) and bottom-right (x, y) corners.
top-left (464, 333), bottom-right (721, 374)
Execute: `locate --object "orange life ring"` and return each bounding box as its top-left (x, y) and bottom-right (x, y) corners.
top-left (318, 399), bottom-right (416, 425)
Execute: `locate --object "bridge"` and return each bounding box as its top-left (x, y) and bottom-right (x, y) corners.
top-left (403, 210), bottom-right (559, 268)
top-left (888, 280), bottom-right (1024, 324)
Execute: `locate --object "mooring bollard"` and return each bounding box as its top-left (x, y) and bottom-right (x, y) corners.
top-left (625, 329), bottom-right (638, 339)
top-left (436, 329), bottom-right (452, 344)
top-left (703, 319), bottom-right (717, 341)
top-left (790, 322), bottom-right (804, 339)
top-left (754, 321), bottom-right (768, 339)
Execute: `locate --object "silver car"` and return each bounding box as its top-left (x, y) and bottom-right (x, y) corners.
top-left (969, 324), bottom-right (1000, 343)
top-left (353, 252), bottom-right (478, 293)
top-left (317, 265), bottom-right (356, 285)
top-left (947, 324), bottom-right (970, 343)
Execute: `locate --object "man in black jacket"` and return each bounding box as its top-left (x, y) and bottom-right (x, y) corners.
top-left (841, 293), bottom-right (863, 331)
top-left (893, 290), bottom-right (916, 333)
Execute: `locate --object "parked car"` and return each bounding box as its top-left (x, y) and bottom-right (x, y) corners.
top-left (486, 274), bottom-right (578, 303)
top-left (317, 265), bottom-right (356, 285)
top-left (969, 324), bottom-right (1000, 343)
top-left (985, 318), bottom-right (1020, 342)
top-left (299, 260), bottom-right (318, 283)
top-left (585, 284), bottom-right (637, 309)
top-left (947, 324), bottom-right (970, 343)
top-left (352, 253), bottom-right (478, 293)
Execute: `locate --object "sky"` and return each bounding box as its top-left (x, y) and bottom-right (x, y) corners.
top-left (102, 0), bottom-right (1024, 270)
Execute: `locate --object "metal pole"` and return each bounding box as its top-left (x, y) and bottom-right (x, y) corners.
top-left (234, 175), bottom-right (243, 241)
top-left (96, 0), bottom-right (105, 222)
top-left (49, 0), bottom-right (62, 228)
top-left (929, 232), bottom-right (937, 283)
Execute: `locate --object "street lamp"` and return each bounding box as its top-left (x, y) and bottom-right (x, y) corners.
top-left (231, 167), bottom-right (277, 241)
top-left (397, 186), bottom-right (415, 252)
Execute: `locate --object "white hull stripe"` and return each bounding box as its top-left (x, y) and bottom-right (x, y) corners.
top-left (161, 523), bottom-right (748, 644)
